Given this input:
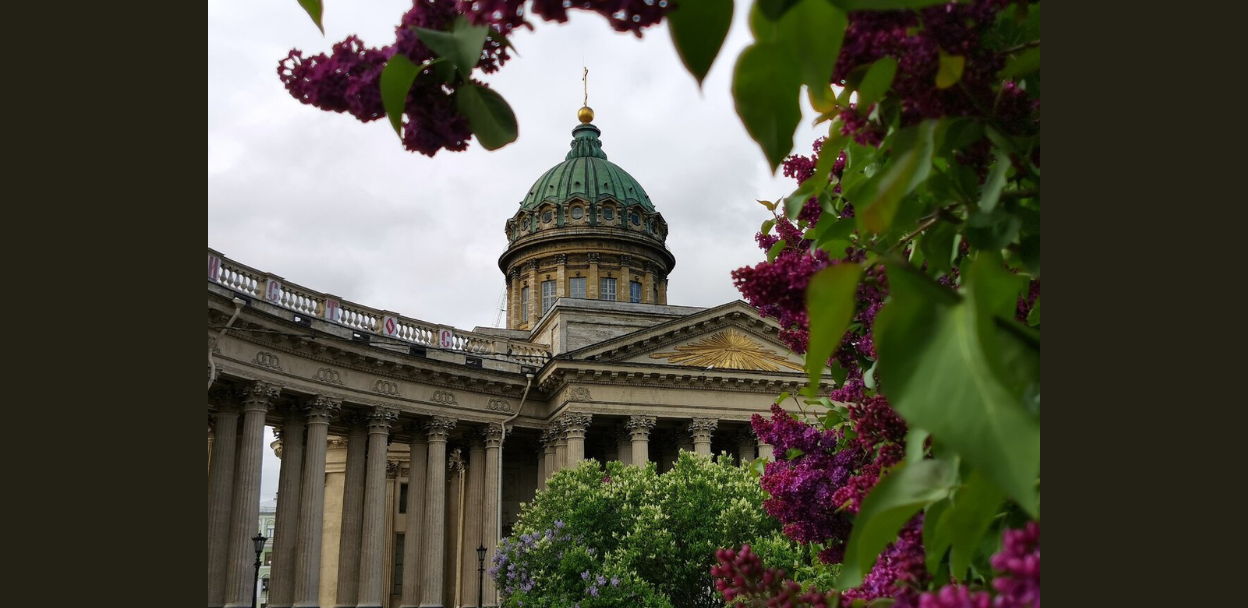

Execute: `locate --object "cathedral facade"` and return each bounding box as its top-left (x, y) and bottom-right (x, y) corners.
top-left (207, 109), bottom-right (824, 608)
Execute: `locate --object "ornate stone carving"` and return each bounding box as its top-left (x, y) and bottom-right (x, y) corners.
top-left (570, 386), bottom-right (592, 401)
top-left (587, 252), bottom-right (600, 264)
top-left (524, 261), bottom-right (537, 272)
top-left (386, 460), bottom-right (401, 478)
top-left (448, 448), bottom-right (465, 472)
top-left (648, 328), bottom-right (804, 372)
top-left (431, 390), bottom-right (458, 405)
top-left (688, 417), bottom-right (718, 441)
top-left (555, 253), bottom-right (568, 264)
top-left (487, 398), bottom-right (513, 413)
top-left (559, 412), bottom-right (593, 434)
top-left (253, 350), bottom-right (282, 370)
top-left (424, 416), bottom-right (456, 441)
top-left (305, 395), bottom-right (342, 423)
top-left (239, 381), bottom-right (280, 411)
top-left (620, 255), bottom-right (633, 266)
top-left (540, 427), bottom-right (558, 448)
top-left (482, 423), bottom-right (505, 448)
top-left (327, 437), bottom-right (349, 449)
top-left (373, 379), bottom-right (401, 396)
top-left (314, 367), bottom-right (344, 385)
top-left (365, 407), bottom-right (398, 432)
top-left (626, 415), bottom-right (656, 439)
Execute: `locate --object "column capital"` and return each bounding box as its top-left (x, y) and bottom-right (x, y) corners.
top-left (365, 407), bottom-right (398, 432)
top-left (482, 422), bottom-right (505, 448)
top-left (733, 427), bottom-right (758, 445)
top-left (524, 260), bottom-right (538, 272)
top-left (555, 253), bottom-right (568, 264)
top-left (587, 252), bottom-right (600, 264)
top-left (424, 416), bottom-right (456, 442)
top-left (626, 415), bottom-right (657, 436)
top-left (620, 255), bottom-right (633, 266)
top-left (239, 380), bottom-right (281, 411)
top-left (448, 447), bottom-right (466, 473)
top-left (508, 267), bottom-right (520, 280)
top-left (688, 417), bottom-right (718, 437)
top-left (540, 427), bottom-right (559, 448)
top-left (558, 412), bottom-right (592, 435)
top-left (386, 460), bottom-right (402, 478)
top-left (304, 394), bottom-right (342, 423)
top-left (407, 421), bottom-right (430, 443)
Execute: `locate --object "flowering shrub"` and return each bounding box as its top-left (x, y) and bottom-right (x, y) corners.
top-left (498, 453), bottom-right (779, 608)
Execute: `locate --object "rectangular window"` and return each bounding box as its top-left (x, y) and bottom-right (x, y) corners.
top-left (520, 287), bottom-right (529, 322)
top-left (630, 281), bottom-right (642, 303)
top-left (392, 533), bottom-right (405, 596)
top-left (398, 483), bottom-right (408, 514)
top-left (541, 280), bottom-right (557, 313)
top-left (600, 278), bottom-right (616, 301)
top-left (569, 277), bottom-right (587, 299)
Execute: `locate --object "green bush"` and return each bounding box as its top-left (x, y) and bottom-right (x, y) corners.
top-left (495, 452), bottom-right (779, 608)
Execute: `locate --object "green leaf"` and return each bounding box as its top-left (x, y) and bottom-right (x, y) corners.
top-left (414, 16), bottom-right (490, 77)
top-left (758, 0), bottom-right (801, 21)
top-left (923, 497), bottom-right (955, 576)
top-left (782, 129), bottom-right (848, 219)
top-left (977, 148), bottom-right (1011, 213)
top-left (804, 263), bottom-right (863, 387)
top-left (904, 428), bottom-right (929, 463)
top-left (455, 83), bottom-right (518, 150)
top-left (822, 408), bottom-right (845, 428)
top-left (999, 46), bottom-right (1040, 79)
top-left (777, 0), bottom-right (847, 91)
top-left (295, 0), bottom-right (324, 34)
top-left (857, 120), bottom-right (938, 234)
top-left (856, 57), bottom-right (898, 111)
top-left (668, 0), bottom-right (734, 86)
top-left (380, 54), bottom-right (423, 136)
top-left (873, 261), bottom-right (1040, 516)
top-left (761, 218), bottom-right (776, 236)
top-left (766, 238), bottom-right (788, 262)
top-left (785, 447), bottom-right (805, 460)
top-left (919, 220), bottom-right (957, 273)
top-left (948, 469), bottom-right (1006, 580)
top-left (838, 458), bottom-right (958, 588)
top-left (935, 52), bottom-right (966, 89)
top-left (733, 41), bottom-right (803, 171)
top-left (828, 0), bottom-right (951, 9)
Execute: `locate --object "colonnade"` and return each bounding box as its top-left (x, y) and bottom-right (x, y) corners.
top-left (208, 380), bottom-right (504, 608)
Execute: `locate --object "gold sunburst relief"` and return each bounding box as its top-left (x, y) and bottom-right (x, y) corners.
top-left (648, 328), bottom-right (804, 372)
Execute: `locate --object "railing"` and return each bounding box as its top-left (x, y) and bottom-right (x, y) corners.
top-left (209, 248), bottom-right (550, 366)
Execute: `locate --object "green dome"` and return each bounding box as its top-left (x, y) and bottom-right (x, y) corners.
top-left (519, 123), bottom-right (655, 212)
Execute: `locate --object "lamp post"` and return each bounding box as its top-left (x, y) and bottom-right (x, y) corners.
top-left (251, 533), bottom-right (267, 608)
top-left (476, 544), bottom-right (487, 608)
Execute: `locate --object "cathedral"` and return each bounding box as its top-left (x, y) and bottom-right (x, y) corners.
top-left (207, 107), bottom-right (828, 608)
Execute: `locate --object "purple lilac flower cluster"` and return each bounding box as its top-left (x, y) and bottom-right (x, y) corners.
top-left (1014, 279), bottom-right (1039, 323)
top-left (581, 570), bottom-right (619, 597)
top-left (916, 521), bottom-right (1039, 607)
top-left (840, 515), bottom-right (928, 607)
top-left (490, 520), bottom-right (574, 597)
top-left (711, 545), bottom-right (843, 608)
top-left (832, 0), bottom-right (1035, 148)
top-left (456, 0), bottom-right (672, 37)
top-left (278, 0), bottom-right (512, 156)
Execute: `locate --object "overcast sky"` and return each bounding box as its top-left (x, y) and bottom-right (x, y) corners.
top-left (209, 0), bottom-right (822, 504)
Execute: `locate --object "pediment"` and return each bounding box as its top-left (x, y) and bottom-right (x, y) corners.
top-left (564, 301), bottom-right (806, 373)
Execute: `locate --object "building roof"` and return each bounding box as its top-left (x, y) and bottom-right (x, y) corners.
top-left (519, 122), bottom-right (655, 212)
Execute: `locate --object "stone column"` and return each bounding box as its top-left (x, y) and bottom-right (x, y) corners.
top-left (481, 424), bottom-right (504, 608)
top-left (356, 408), bottom-right (398, 608)
top-left (292, 396), bottom-right (341, 608)
top-left (224, 381), bottom-right (280, 608)
top-left (642, 263), bottom-right (655, 304)
top-left (552, 422), bottom-right (567, 473)
top-left (269, 411), bottom-right (306, 608)
top-left (619, 255), bottom-right (632, 300)
top-left (508, 269), bottom-right (520, 329)
top-left (757, 441), bottom-right (774, 460)
top-left (587, 253), bottom-right (600, 299)
top-left (459, 435), bottom-right (485, 607)
top-left (626, 416), bottom-right (656, 465)
top-left (658, 276), bottom-right (668, 305)
top-left (525, 261), bottom-right (540, 325)
top-left (207, 402), bottom-right (240, 608)
top-left (689, 418), bottom-right (717, 456)
top-left (420, 417), bottom-right (456, 608)
top-left (400, 430), bottom-right (429, 608)
top-left (555, 253), bottom-right (568, 299)
top-left (540, 428), bottom-right (557, 483)
top-left (561, 413), bottom-right (591, 467)
top-left (335, 419), bottom-right (369, 608)
top-left (615, 428), bottom-right (632, 466)
top-left (735, 429), bottom-right (757, 464)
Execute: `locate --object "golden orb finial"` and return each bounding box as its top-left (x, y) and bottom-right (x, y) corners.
top-left (578, 106), bottom-right (595, 123)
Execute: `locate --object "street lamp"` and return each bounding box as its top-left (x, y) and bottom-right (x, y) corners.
top-left (476, 544), bottom-right (487, 608)
top-left (251, 533), bottom-right (267, 608)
